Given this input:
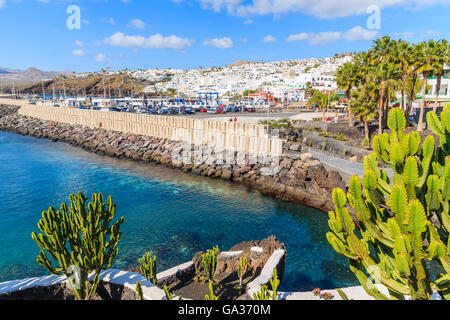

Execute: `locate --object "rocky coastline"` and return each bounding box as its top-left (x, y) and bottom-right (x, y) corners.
top-left (0, 104), bottom-right (345, 212)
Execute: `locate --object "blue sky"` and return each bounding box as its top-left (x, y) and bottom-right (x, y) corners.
top-left (0, 0), bottom-right (449, 72)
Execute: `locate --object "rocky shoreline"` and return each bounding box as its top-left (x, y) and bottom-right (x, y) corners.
top-left (0, 104), bottom-right (345, 212)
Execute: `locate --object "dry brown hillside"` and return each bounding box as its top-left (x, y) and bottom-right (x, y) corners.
top-left (19, 74), bottom-right (155, 97)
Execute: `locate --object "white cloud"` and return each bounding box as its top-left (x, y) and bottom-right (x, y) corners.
top-left (72, 49), bottom-right (85, 56)
top-left (286, 33), bottom-right (309, 42)
top-left (262, 35), bottom-right (277, 43)
top-left (74, 40), bottom-right (85, 47)
top-left (286, 26), bottom-right (377, 45)
top-left (343, 26), bottom-right (378, 42)
top-left (203, 37), bottom-right (233, 49)
top-left (0, 0), bottom-right (5, 9)
top-left (240, 38), bottom-right (249, 43)
top-left (104, 32), bottom-right (195, 50)
top-left (192, 0), bottom-right (450, 19)
top-left (95, 53), bottom-right (107, 63)
top-left (127, 18), bottom-right (146, 29)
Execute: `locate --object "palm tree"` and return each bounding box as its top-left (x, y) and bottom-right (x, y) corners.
top-left (416, 40), bottom-right (438, 131)
top-left (335, 62), bottom-right (358, 127)
top-left (432, 39), bottom-right (449, 112)
top-left (369, 36), bottom-right (401, 134)
top-left (394, 40), bottom-right (414, 112)
top-left (307, 90), bottom-right (338, 119)
top-left (350, 83), bottom-right (378, 140)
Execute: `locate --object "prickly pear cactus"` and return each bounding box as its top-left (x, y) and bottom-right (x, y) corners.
top-left (327, 107), bottom-right (449, 300)
top-left (31, 191), bottom-right (124, 300)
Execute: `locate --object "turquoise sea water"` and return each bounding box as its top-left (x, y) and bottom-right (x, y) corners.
top-left (0, 131), bottom-right (357, 291)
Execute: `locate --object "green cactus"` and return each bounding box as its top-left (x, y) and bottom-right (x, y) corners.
top-left (237, 255), bottom-right (248, 287)
top-left (253, 268), bottom-right (280, 300)
top-left (163, 285), bottom-right (182, 300)
top-left (327, 107), bottom-right (450, 300)
top-left (269, 268), bottom-right (280, 300)
top-left (135, 281), bottom-right (145, 300)
top-left (31, 191), bottom-right (124, 300)
top-left (139, 253), bottom-right (157, 285)
top-left (205, 282), bottom-right (219, 300)
top-left (201, 246), bottom-right (219, 283)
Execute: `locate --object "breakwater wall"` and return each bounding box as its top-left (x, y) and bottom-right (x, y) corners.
top-left (18, 104), bottom-right (284, 157)
top-left (0, 104), bottom-right (345, 212)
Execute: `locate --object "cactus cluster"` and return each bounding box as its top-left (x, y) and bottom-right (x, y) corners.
top-left (237, 255), bottom-right (249, 287)
top-left (31, 191), bottom-right (124, 300)
top-left (253, 268), bottom-right (280, 300)
top-left (327, 106), bottom-right (450, 300)
top-left (201, 246), bottom-right (219, 283)
top-left (139, 252), bottom-right (157, 285)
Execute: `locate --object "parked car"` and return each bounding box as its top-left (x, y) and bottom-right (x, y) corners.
top-left (181, 107), bottom-right (195, 115)
top-left (244, 106), bottom-right (255, 112)
top-left (216, 106), bottom-right (226, 114)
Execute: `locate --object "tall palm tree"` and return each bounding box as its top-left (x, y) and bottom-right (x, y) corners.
top-left (369, 36), bottom-right (401, 133)
top-left (416, 40), bottom-right (438, 131)
top-left (394, 40), bottom-right (413, 112)
top-left (335, 62), bottom-right (358, 127)
top-left (432, 39), bottom-right (449, 112)
top-left (350, 83), bottom-right (378, 140)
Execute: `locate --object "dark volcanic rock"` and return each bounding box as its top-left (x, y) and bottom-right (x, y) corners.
top-left (0, 104), bottom-right (345, 212)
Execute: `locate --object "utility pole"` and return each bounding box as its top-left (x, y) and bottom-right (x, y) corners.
top-left (41, 80), bottom-right (45, 103)
top-left (62, 78), bottom-right (66, 100)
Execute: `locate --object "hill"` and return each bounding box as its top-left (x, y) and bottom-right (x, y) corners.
top-left (0, 67), bottom-right (70, 85)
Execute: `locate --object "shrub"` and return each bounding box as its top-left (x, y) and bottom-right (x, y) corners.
top-left (326, 107), bottom-right (450, 300)
top-left (31, 191), bottom-right (124, 300)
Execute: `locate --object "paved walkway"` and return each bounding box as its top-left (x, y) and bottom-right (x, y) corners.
top-left (308, 149), bottom-right (394, 183)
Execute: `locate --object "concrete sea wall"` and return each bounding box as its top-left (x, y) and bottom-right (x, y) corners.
top-left (0, 104), bottom-right (345, 212)
top-left (18, 104), bottom-right (284, 157)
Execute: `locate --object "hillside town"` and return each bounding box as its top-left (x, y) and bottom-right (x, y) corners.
top-left (67, 54), bottom-right (353, 102)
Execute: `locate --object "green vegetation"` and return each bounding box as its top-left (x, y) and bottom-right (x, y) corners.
top-left (326, 107), bottom-right (449, 300)
top-left (237, 256), bottom-right (249, 287)
top-left (31, 191), bottom-right (124, 300)
top-left (333, 134), bottom-right (346, 141)
top-left (205, 282), bottom-right (219, 300)
top-left (307, 90), bottom-right (339, 119)
top-left (201, 246), bottom-right (219, 283)
top-left (336, 36), bottom-right (449, 135)
top-left (253, 269), bottom-right (280, 300)
top-left (139, 252), bottom-right (157, 285)
top-left (136, 281), bottom-right (145, 300)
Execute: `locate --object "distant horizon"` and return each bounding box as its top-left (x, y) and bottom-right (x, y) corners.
top-left (1, 1), bottom-right (449, 72)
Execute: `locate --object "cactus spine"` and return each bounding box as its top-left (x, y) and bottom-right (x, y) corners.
top-left (139, 253), bottom-right (157, 285)
top-left (327, 107), bottom-right (450, 300)
top-left (201, 246), bottom-right (219, 283)
top-left (31, 191), bottom-right (124, 300)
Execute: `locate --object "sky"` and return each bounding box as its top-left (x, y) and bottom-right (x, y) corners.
top-left (0, 0), bottom-right (449, 72)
